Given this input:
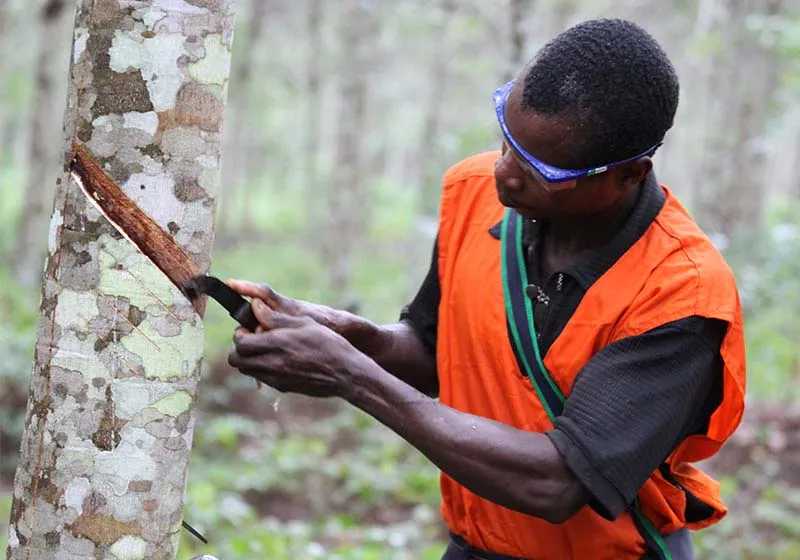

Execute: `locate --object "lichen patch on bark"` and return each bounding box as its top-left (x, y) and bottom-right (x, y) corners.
top-left (68, 513), bottom-right (142, 546)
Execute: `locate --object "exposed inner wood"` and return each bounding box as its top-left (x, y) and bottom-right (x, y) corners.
top-left (69, 141), bottom-right (207, 317)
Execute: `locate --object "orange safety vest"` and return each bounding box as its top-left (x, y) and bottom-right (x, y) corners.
top-left (436, 151), bottom-right (747, 560)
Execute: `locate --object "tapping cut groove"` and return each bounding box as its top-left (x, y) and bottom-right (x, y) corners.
top-left (69, 141), bottom-right (207, 316)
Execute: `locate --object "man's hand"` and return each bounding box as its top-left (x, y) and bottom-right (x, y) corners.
top-left (226, 280), bottom-right (380, 352)
top-left (227, 299), bottom-right (370, 399)
top-left (226, 278), bottom-right (438, 396)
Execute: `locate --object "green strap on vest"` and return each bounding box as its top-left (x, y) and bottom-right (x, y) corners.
top-left (500, 208), bottom-right (672, 560)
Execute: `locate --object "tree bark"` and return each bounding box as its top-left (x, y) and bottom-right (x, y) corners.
top-left (12, 0), bottom-right (71, 286)
top-left (6, 1), bottom-right (236, 559)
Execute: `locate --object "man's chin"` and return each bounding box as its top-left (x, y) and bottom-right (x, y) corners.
top-left (496, 188), bottom-right (546, 220)
top-left (496, 188), bottom-right (520, 211)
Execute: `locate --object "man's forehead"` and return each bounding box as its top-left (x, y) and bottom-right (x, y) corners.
top-left (503, 82), bottom-right (583, 167)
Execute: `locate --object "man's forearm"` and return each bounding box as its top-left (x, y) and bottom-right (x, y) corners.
top-left (333, 315), bottom-right (438, 396)
top-left (344, 354), bottom-right (588, 523)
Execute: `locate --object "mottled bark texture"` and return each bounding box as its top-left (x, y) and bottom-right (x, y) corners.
top-left (7, 1), bottom-right (236, 559)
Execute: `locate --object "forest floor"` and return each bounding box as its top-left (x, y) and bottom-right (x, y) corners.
top-left (2, 356), bottom-right (800, 559)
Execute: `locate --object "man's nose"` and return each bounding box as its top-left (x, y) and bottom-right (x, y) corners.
top-left (495, 153), bottom-right (524, 191)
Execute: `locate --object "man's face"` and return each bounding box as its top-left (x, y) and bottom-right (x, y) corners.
top-left (493, 82), bottom-right (624, 220)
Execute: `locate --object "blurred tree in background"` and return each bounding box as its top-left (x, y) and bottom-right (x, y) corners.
top-left (1, 0), bottom-right (799, 558)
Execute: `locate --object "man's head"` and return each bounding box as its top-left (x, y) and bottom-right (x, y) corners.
top-left (494, 18), bottom-right (679, 220)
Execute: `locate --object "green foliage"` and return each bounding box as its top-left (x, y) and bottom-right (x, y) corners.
top-left (0, 268), bottom-right (38, 475)
top-left (0, 161), bottom-right (25, 258)
top-left (686, 31), bottom-right (725, 58)
top-left (693, 483), bottom-right (800, 559)
top-left (2, 2), bottom-right (800, 557)
top-left (725, 200), bottom-right (800, 401)
top-left (747, 15), bottom-right (800, 90)
top-left (179, 403), bottom-right (444, 559)
top-left (369, 178), bottom-right (418, 238)
top-left (0, 493), bottom-right (10, 553)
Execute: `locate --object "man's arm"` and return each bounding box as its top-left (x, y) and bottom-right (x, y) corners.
top-left (346, 355), bottom-right (589, 523)
top-left (230, 307), bottom-right (725, 524)
top-left (346, 316), bottom-right (726, 523)
top-left (352, 320), bottom-right (439, 397)
top-left (224, 282), bottom-right (438, 394)
top-left (547, 316), bottom-right (727, 520)
top-left (227, 234), bottom-right (442, 396)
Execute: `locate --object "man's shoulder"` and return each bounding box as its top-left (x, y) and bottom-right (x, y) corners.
top-left (443, 151), bottom-right (501, 186)
top-left (625, 187), bottom-right (741, 326)
top-left (652, 188), bottom-right (736, 282)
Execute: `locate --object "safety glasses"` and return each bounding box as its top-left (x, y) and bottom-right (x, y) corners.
top-left (493, 81), bottom-right (662, 183)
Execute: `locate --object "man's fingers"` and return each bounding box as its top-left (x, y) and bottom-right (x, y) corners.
top-left (226, 279), bottom-right (282, 308)
top-left (233, 329), bottom-right (285, 356)
top-left (228, 348), bottom-right (282, 370)
top-left (251, 299), bottom-right (309, 330)
top-left (251, 298), bottom-right (273, 328)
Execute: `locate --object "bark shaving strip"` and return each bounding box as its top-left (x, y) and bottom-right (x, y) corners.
top-left (69, 141), bottom-right (207, 316)
top-left (7, 2), bottom-right (236, 559)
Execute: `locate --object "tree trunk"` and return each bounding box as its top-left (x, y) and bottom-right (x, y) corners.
top-left (217, 0), bottom-right (270, 234)
top-left (321, 0), bottom-right (377, 307)
top-left (238, 0), bottom-right (271, 232)
top-left (692, 0), bottom-right (783, 242)
top-left (0, 0), bottom-right (9, 158)
top-left (0, 0), bottom-right (13, 160)
top-left (506, 0), bottom-right (534, 82)
top-left (0, 1), bottom-right (33, 170)
top-left (12, 0), bottom-right (71, 286)
top-left (304, 0), bottom-right (323, 228)
top-left (416, 0), bottom-right (453, 218)
top-left (7, 1), bottom-right (236, 559)
top-left (793, 120), bottom-right (800, 201)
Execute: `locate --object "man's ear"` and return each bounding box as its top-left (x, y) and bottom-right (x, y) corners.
top-left (618, 158), bottom-right (653, 189)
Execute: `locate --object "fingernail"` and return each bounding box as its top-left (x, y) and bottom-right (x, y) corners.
top-left (252, 299), bottom-right (265, 311)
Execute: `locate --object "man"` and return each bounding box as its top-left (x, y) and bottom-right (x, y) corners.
top-left (227, 18), bottom-right (746, 560)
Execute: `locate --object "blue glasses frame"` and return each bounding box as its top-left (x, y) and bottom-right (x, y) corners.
top-left (493, 81), bottom-right (662, 183)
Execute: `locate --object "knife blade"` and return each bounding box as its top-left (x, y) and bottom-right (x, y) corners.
top-left (183, 275), bottom-right (260, 332)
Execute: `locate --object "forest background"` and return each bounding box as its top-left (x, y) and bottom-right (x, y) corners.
top-left (1, 0), bottom-right (799, 558)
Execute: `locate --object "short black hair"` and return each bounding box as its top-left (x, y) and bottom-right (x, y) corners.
top-left (521, 18), bottom-right (679, 168)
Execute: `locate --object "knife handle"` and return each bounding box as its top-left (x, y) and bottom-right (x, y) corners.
top-left (231, 301), bottom-right (260, 332)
